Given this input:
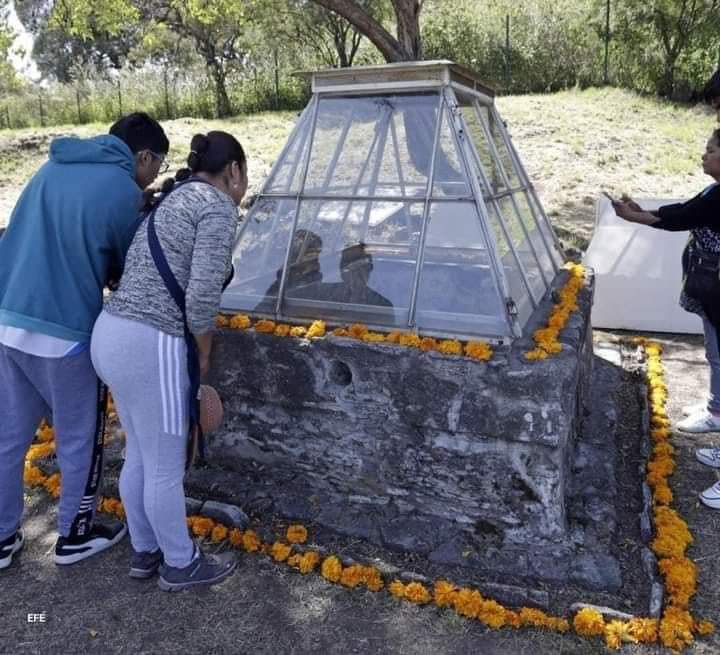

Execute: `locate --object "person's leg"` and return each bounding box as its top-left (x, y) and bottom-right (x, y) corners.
top-left (0, 345), bottom-right (49, 541)
top-left (703, 318), bottom-right (720, 415)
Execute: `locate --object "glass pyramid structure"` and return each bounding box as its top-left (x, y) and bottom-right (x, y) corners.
top-left (222, 61), bottom-right (564, 342)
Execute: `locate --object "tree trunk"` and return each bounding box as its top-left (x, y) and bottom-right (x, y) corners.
top-left (209, 60), bottom-right (232, 117)
top-left (311, 0), bottom-right (420, 62)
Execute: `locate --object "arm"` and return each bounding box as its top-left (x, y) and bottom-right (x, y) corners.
top-left (186, 202), bottom-right (237, 363)
top-left (652, 187), bottom-right (720, 231)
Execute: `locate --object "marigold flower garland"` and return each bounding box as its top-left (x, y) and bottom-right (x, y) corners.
top-left (525, 262), bottom-right (586, 361)
top-left (216, 314), bottom-right (494, 363)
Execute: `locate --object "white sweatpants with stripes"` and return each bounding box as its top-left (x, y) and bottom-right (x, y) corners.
top-left (91, 310), bottom-right (195, 568)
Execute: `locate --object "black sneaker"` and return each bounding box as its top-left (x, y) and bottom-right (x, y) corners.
top-left (129, 548), bottom-right (164, 579)
top-left (157, 546), bottom-right (237, 592)
top-left (55, 521), bottom-right (127, 566)
top-left (0, 530), bottom-right (24, 570)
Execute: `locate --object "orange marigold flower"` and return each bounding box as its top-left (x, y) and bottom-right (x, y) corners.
top-left (228, 528), bottom-right (244, 548)
top-left (286, 524), bottom-right (308, 544)
top-left (274, 324), bottom-right (291, 337)
top-left (659, 606), bottom-right (694, 651)
top-left (215, 314), bottom-right (230, 328)
top-left (242, 530), bottom-right (261, 553)
top-left (524, 348), bottom-right (549, 361)
top-left (695, 620), bottom-right (715, 636)
top-left (210, 525), bottom-right (228, 544)
top-left (190, 517), bottom-right (215, 538)
top-left (653, 482), bottom-right (673, 506)
top-left (464, 341), bottom-right (493, 361)
top-left (27, 442), bottom-right (55, 462)
top-left (320, 555), bottom-right (343, 583)
top-left (270, 541), bottom-right (292, 562)
top-left (348, 323), bottom-right (369, 339)
top-left (573, 607), bottom-right (605, 636)
top-left (340, 564), bottom-right (366, 588)
top-left (255, 319), bottom-right (276, 333)
top-left (476, 598), bottom-right (508, 628)
top-left (23, 465), bottom-right (46, 486)
top-left (627, 618), bottom-right (658, 643)
top-left (404, 582), bottom-right (432, 604)
top-left (36, 423), bottom-right (55, 442)
top-left (433, 580), bottom-right (458, 608)
top-left (388, 580), bottom-right (406, 599)
top-left (332, 328), bottom-right (349, 337)
top-left (419, 337), bottom-right (438, 352)
top-left (229, 314), bottom-right (252, 329)
top-left (297, 551), bottom-right (321, 575)
top-left (437, 340), bottom-right (462, 355)
top-left (385, 331), bottom-right (402, 343)
top-left (306, 320), bottom-right (326, 338)
top-left (658, 556), bottom-right (696, 608)
top-left (362, 566), bottom-right (384, 592)
top-left (398, 333), bottom-right (421, 348)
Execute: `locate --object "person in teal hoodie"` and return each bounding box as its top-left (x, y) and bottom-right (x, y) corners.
top-left (0, 113), bottom-right (169, 570)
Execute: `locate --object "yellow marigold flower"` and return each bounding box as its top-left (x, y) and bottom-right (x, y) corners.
top-left (653, 481), bottom-right (673, 506)
top-left (286, 524), bottom-right (308, 544)
top-left (433, 580), bottom-right (458, 608)
top-left (524, 348), bottom-right (549, 361)
top-left (476, 598), bottom-right (508, 628)
top-left (274, 324), bottom-right (291, 337)
top-left (27, 442), bottom-right (55, 462)
top-left (348, 323), bottom-right (369, 339)
top-left (533, 327), bottom-right (559, 343)
top-left (270, 541), bottom-right (292, 562)
top-left (361, 332), bottom-right (386, 343)
top-left (388, 580), bottom-right (406, 599)
top-left (652, 507), bottom-right (692, 558)
top-left (43, 473), bottom-right (61, 498)
top-left (362, 566), bottom-right (384, 592)
top-left (653, 442), bottom-right (675, 457)
top-left (255, 319), bottom-right (276, 333)
top-left (242, 530), bottom-right (261, 553)
top-left (518, 607), bottom-right (568, 632)
top-left (297, 551), bottom-right (321, 575)
top-left (229, 314), bottom-right (252, 329)
top-left (658, 557), bottom-right (696, 608)
top-left (385, 331), bottom-right (402, 343)
top-left (320, 555), bottom-right (343, 583)
top-left (651, 416), bottom-right (671, 429)
top-left (289, 326), bottom-right (307, 337)
top-left (573, 607), bottom-right (605, 636)
top-left (437, 339), bottom-right (462, 355)
top-left (659, 606), bottom-right (694, 651)
top-left (210, 525), bottom-right (228, 544)
top-left (604, 621), bottom-right (635, 650)
top-left (627, 618), bottom-right (658, 643)
top-left (418, 337), bottom-right (437, 352)
top-left (332, 328), bottom-right (349, 337)
top-left (454, 588), bottom-right (482, 618)
top-left (404, 582), bottom-right (432, 604)
top-left (464, 341), bottom-right (493, 361)
top-left (398, 333), bottom-right (421, 348)
top-left (228, 528), bottom-right (244, 548)
top-left (695, 620), bottom-right (715, 636)
top-left (215, 314), bottom-right (230, 328)
top-left (23, 465), bottom-right (46, 486)
top-left (340, 564), bottom-right (366, 588)
top-left (306, 320), bottom-right (326, 338)
top-left (190, 517), bottom-right (215, 538)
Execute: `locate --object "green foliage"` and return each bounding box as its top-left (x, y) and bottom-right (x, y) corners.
top-left (0, 2), bottom-right (22, 94)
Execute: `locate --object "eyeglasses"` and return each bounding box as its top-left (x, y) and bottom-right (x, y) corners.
top-left (148, 150), bottom-right (170, 174)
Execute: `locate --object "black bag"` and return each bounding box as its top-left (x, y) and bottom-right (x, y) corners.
top-left (682, 241), bottom-right (720, 328)
top-left (146, 178), bottom-right (215, 469)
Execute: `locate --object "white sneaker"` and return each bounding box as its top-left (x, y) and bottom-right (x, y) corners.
top-left (696, 448), bottom-right (720, 468)
top-left (699, 481), bottom-right (720, 509)
top-left (682, 400), bottom-right (708, 416)
top-left (676, 410), bottom-right (720, 433)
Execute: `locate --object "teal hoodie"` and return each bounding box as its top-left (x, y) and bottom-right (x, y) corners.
top-left (0, 134), bottom-right (142, 342)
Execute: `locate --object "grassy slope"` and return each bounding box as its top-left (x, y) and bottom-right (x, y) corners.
top-left (1, 88), bottom-right (717, 249)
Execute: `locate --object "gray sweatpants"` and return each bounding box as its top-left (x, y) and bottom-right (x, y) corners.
top-left (0, 344), bottom-right (104, 541)
top-left (90, 310), bottom-right (194, 568)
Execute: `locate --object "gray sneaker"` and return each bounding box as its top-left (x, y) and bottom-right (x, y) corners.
top-left (129, 548), bottom-right (164, 579)
top-left (157, 547), bottom-right (237, 592)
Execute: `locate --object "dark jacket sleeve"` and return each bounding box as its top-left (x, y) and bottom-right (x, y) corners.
top-left (651, 185), bottom-right (720, 231)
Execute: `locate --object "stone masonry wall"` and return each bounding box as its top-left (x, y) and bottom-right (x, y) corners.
top-left (209, 271), bottom-right (596, 552)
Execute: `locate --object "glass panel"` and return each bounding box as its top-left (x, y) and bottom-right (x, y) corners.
top-left (496, 197), bottom-right (545, 302)
top-left (415, 202), bottom-right (510, 337)
top-left (459, 100), bottom-right (505, 195)
top-left (264, 108), bottom-right (313, 194)
top-left (528, 192), bottom-right (565, 269)
top-left (280, 200), bottom-right (425, 326)
top-left (514, 191), bottom-right (555, 284)
top-left (303, 93), bottom-right (439, 198)
top-left (487, 106), bottom-right (522, 188)
top-left (432, 107), bottom-right (471, 198)
top-left (221, 198), bottom-right (297, 313)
